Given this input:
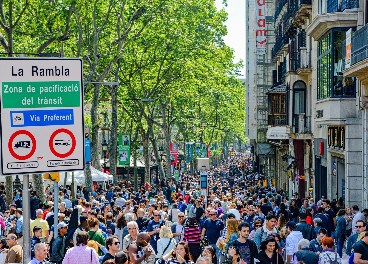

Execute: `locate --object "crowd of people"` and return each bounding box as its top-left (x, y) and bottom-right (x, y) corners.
top-left (0, 151), bottom-right (367, 264)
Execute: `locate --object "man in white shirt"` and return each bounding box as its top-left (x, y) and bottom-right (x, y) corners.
top-left (352, 205), bottom-right (365, 235)
top-left (285, 221), bottom-right (304, 264)
top-left (115, 193), bottom-right (126, 208)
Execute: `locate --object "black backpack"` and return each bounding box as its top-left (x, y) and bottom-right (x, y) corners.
top-left (326, 252), bottom-right (339, 264)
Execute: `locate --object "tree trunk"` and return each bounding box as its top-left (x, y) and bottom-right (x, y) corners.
top-left (91, 83), bottom-right (102, 170)
top-left (164, 127), bottom-right (172, 179)
top-left (71, 172), bottom-right (75, 199)
top-left (133, 152), bottom-right (138, 190)
top-left (161, 104), bottom-right (171, 179)
top-left (32, 174), bottom-right (46, 202)
top-left (64, 172), bottom-right (67, 188)
top-left (142, 130), bottom-right (150, 184)
top-left (150, 133), bottom-right (165, 180)
top-left (109, 85), bottom-right (118, 185)
top-left (5, 176), bottom-right (13, 209)
top-left (85, 164), bottom-right (93, 192)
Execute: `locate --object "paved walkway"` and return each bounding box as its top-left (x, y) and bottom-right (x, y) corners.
top-left (342, 253), bottom-right (350, 264)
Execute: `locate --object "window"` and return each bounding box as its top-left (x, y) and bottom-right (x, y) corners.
top-left (269, 94), bottom-right (286, 125)
top-left (294, 81), bottom-right (306, 114)
top-left (272, 94), bottom-right (286, 113)
top-left (317, 32), bottom-right (332, 99)
top-left (293, 81), bottom-right (306, 132)
top-left (317, 29), bottom-right (355, 100)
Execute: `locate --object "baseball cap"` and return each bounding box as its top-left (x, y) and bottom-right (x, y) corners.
top-left (286, 221), bottom-right (296, 229)
top-left (10, 204), bottom-right (16, 208)
top-left (227, 213), bottom-right (236, 219)
top-left (57, 222), bottom-right (68, 229)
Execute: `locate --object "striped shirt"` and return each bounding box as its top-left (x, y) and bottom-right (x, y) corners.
top-left (183, 227), bottom-right (201, 243)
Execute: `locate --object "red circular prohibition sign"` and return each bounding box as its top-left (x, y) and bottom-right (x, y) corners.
top-left (8, 130), bottom-right (36, 160)
top-left (49, 128), bottom-right (76, 158)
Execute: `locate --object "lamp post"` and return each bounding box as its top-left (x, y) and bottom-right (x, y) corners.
top-left (158, 146), bottom-right (164, 161)
top-left (13, 175), bottom-right (21, 190)
top-left (102, 140), bottom-right (108, 173)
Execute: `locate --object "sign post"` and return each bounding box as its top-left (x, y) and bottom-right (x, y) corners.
top-left (0, 58), bottom-right (84, 174)
top-left (23, 174), bottom-right (30, 264)
top-left (118, 135), bottom-right (131, 166)
top-left (0, 58), bottom-right (84, 264)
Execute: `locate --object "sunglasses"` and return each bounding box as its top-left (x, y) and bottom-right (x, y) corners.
top-left (209, 214), bottom-right (216, 216)
top-left (154, 215), bottom-right (160, 216)
top-left (178, 216), bottom-right (185, 218)
top-left (255, 224), bottom-right (262, 227)
top-left (128, 228), bottom-right (138, 230)
top-left (114, 242), bottom-right (120, 245)
top-left (356, 226), bottom-right (364, 228)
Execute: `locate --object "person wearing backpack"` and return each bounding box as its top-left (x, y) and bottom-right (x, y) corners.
top-left (318, 236), bottom-right (342, 264)
top-left (156, 226), bottom-right (176, 258)
top-left (106, 212), bottom-right (116, 236)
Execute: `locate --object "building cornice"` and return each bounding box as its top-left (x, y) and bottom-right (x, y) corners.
top-left (306, 12), bottom-right (358, 41)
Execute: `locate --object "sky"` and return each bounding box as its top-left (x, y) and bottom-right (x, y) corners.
top-left (215, 0), bottom-right (246, 77)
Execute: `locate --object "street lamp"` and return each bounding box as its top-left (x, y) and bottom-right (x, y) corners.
top-left (158, 146), bottom-right (164, 162)
top-left (102, 140), bottom-right (108, 172)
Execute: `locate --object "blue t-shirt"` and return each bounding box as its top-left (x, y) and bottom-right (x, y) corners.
top-left (147, 219), bottom-right (165, 248)
top-left (203, 219), bottom-right (224, 244)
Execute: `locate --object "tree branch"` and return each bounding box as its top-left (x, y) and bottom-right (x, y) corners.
top-left (12, 0), bottom-right (29, 28)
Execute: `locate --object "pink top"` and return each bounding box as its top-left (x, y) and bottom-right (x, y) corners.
top-left (62, 245), bottom-right (99, 264)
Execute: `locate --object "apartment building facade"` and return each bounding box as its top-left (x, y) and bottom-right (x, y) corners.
top-left (247, 0), bottom-right (368, 207)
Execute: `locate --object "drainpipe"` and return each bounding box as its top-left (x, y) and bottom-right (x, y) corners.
top-left (362, 108), bottom-right (366, 208)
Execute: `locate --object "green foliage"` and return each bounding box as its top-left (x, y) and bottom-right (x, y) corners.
top-left (0, 0), bottom-right (246, 169)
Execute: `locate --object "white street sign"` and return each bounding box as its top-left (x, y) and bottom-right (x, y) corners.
top-left (0, 58), bottom-right (84, 175)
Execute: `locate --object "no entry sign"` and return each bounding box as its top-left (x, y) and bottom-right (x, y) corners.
top-left (0, 58), bottom-right (84, 175)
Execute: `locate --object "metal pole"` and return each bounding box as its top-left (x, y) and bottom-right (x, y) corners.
top-left (54, 181), bottom-right (58, 239)
top-left (23, 174), bottom-right (30, 264)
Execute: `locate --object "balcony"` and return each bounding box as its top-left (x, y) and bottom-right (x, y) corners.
top-left (293, 114), bottom-right (312, 133)
top-left (272, 34), bottom-right (289, 61)
top-left (274, 0), bottom-right (288, 22)
top-left (293, 0), bottom-right (312, 28)
top-left (268, 115), bottom-right (287, 126)
top-left (327, 0), bottom-right (338, 13)
top-left (341, 0), bottom-right (359, 11)
top-left (344, 23), bottom-right (368, 85)
top-left (327, 0), bottom-right (358, 12)
top-left (351, 24), bottom-right (368, 65)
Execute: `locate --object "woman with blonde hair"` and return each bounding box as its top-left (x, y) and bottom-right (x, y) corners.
top-left (224, 219), bottom-right (239, 252)
top-left (277, 213), bottom-right (286, 231)
top-left (157, 225), bottom-right (177, 258)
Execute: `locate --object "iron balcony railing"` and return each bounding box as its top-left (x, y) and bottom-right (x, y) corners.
top-left (297, 0), bottom-right (312, 7)
top-left (293, 114), bottom-right (312, 134)
top-left (272, 34), bottom-right (289, 59)
top-left (327, 0), bottom-right (339, 12)
top-left (341, 0), bottom-right (358, 11)
top-left (269, 115), bottom-right (287, 126)
top-left (274, 0), bottom-right (287, 22)
top-left (351, 23), bottom-right (368, 65)
top-left (327, 0), bottom-right (358, 12)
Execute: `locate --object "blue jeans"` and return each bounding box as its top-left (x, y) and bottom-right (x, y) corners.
top-left (337, 237), bottom-right (344, 258)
